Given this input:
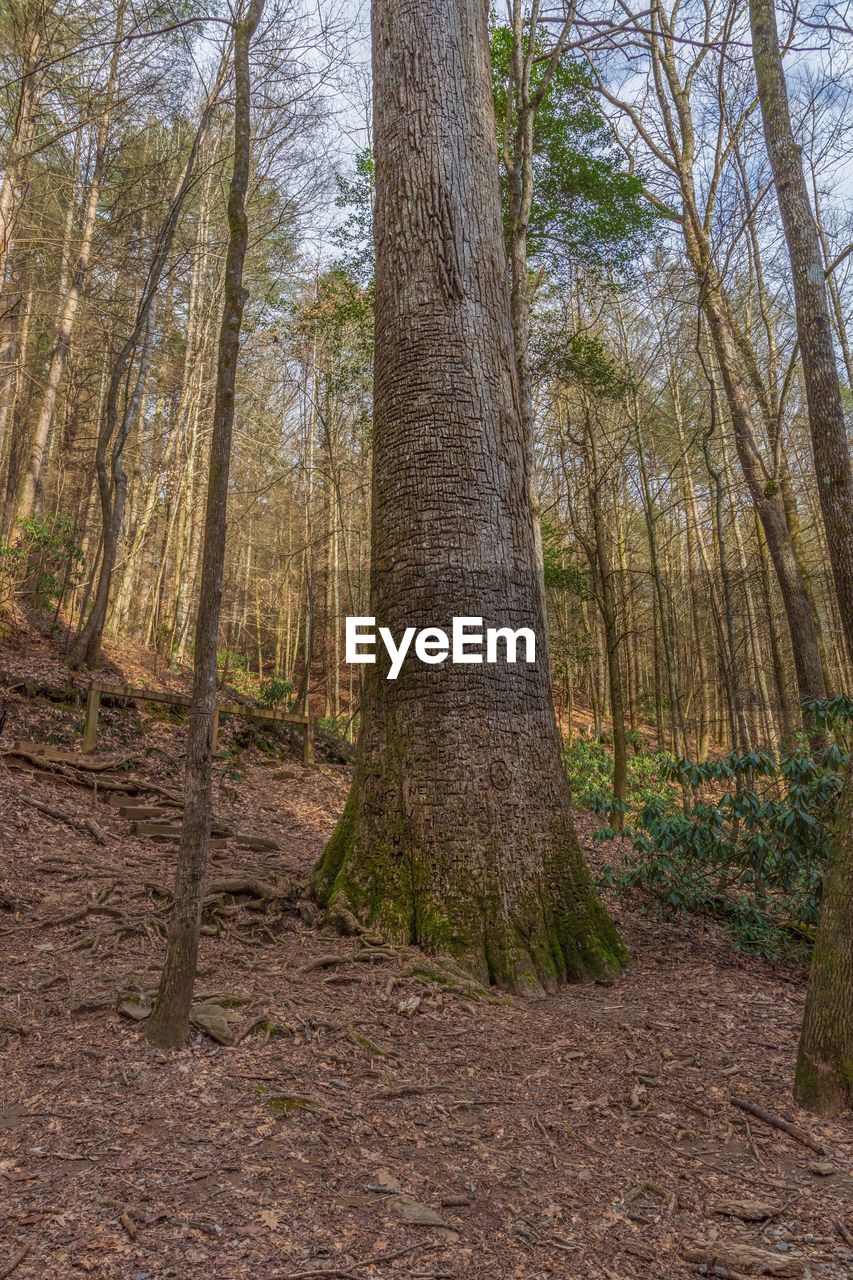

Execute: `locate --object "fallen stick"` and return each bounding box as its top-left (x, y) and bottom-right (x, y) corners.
top-left (19, 796), bottom-right (108, 844)
top-left (0, 1243), bottom-right (30, 1279)
top-left (835, 1218), bottom-right (853, 1248)
top-left (730, 1097), bottom-right (825, 1156)
top-left (3, 745), bottom-right (131, 772)
top-left (368, 1083), bottom-right (452, 1100)
top-left (285, 1242), bottom-right (441, 1280)
top-left (284, 1270), bottom-right (359, 1280)
top-left (298, 954), bottom-right (344, 973)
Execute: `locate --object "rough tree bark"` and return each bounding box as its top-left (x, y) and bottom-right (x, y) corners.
top-left (749, 0), bottom-right (853, 668)
top-left (795, 764), bottom-right (853, 1115)
top-left (145, 0), bottom-right (265, 1049)
top-left (312, 0), bottom-right (625, 991)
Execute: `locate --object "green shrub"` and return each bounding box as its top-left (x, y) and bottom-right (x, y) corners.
top-left (14, 515), bottom-right (83, 614)
top-left (258, 677), bottom-right (295, 709)
top-left (596, 700), bottom-right (852, 961)
top-left (563, 739), bottom-right (669, 817)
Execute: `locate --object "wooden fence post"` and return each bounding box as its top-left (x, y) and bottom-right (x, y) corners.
top-left (303, 716), bottom-right (315, 766)
top-left (82, 681), bottom-right (102, 754)
top-left (211, 706), bottom-right (220, 752)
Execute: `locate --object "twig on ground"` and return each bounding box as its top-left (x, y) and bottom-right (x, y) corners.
top-left (285, 1242), bottom-right (442, 1279)
top-left (834, 1218), bottom-right (853, 1248)
top-left (730, 1097), bottom-right (826, 1156)
top-left (18, 795), bottom-right (108, 844)
top-left (0, 1243), bottom-right (30, 1279)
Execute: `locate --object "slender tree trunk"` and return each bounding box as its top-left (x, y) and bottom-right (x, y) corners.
top-left (631, 393), bottom-right (686, 756)
top-left (698, 280), bottom-right (825, 708)
top-left (702, 426), bottom-right (750, 752)
top-left (592, 505), bottom-right (628, 822)
top-left (0, 11), bottom-right (41, 290)
top-left (70, 309), bottom-right (155, 664)
top-left (16, 1), bottom-right (126, 526)
top-left (720, 433), bottom-right (777, 749)
top-left (0, 275), bottom-right (31, 532)
top-left (312, 0), bottom-right (624, 990)
top-left (145, 0), bottom-right (266, 1049)
top-left (502, 4), bottom-right (573, 571)
top-left (750, 0), bottom-right (853, 668)
top-left (755, 512), bottom-right (798, 744)
top-left (682, 469), bottom-right (710, 758)
top-left (810, 171), bottom-right (853, 387)
top-left (584, 406), bottom-right (627, 825)
top-left (667, 84), bottom-right (826, 710)
top-left (795, 764), bottom-right (853, 1116)
top-left (71, 84), bottom-right (225, 668)
top-left (296, 340), bottom-right (316, 714)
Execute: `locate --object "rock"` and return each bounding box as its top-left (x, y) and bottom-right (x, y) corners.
top-left (117, 992), bottom-right (153, 1021)
top-left (189, 1000), bottom-right (242, 1046)
top-left (629, 1082), bottom-right (647, 1110)
top-left (683, 1241), bottom-right (805, 1276)
top-left (386, 1195), bottom-right (448, 1228)
top-left (297, 900), bottom-right (319, 926)
top-left (372, 1168), bottom-right (402, 1194)
top-left (808, 1162), bottom-right (836, 1177)
top-left (709, 1200), bottom-right (779, 1222)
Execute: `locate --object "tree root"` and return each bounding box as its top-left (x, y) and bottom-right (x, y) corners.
top-left (18, 795), bottom-right (109, 844)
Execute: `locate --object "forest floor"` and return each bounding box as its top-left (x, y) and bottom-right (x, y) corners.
top-left (1, 635), bottom-right (852, 1280)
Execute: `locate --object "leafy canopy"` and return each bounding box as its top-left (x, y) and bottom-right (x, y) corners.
top-left (491, 24), bottom-right (655, 273)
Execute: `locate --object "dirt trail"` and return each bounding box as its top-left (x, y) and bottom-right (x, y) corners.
top-left (0, 665), bottom-right (851, 1280)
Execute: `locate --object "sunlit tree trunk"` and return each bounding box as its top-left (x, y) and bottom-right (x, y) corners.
top-left (585, 407), bottom-right (627, 825)
top-left (15, 1), bottom-right (126, 527)
top-left (313, 0), bottom-right (624, 990)
top-left (750, 0), bottom-right (853, 669)
top-left (71, 83), bottom-right (224, 668)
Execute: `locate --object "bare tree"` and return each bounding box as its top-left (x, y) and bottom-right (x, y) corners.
top-left (69, 54), bottom-right (229, 669)
top-left (145, 0), bottom-right (267, 1050)
top-left (749, 0), bottom-right (853, 667)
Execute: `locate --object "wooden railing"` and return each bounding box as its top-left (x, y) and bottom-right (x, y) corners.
top-left (82, 679), bottom-right (314, 765)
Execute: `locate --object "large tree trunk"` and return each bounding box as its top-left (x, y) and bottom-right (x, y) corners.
top-left (311, 0), bottom-right (625, 992)
top-left (749, 0), bottom-right (853, 668)
top-left (795, 765), bottom-right (853, 1115)
top-left (145, 0), bottom-right (265, 1050)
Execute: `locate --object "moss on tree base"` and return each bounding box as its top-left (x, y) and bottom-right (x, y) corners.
top-left (794, 764), bottom-right (853, 1117)
top-left (311, 782), bottom-right (627, 994)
